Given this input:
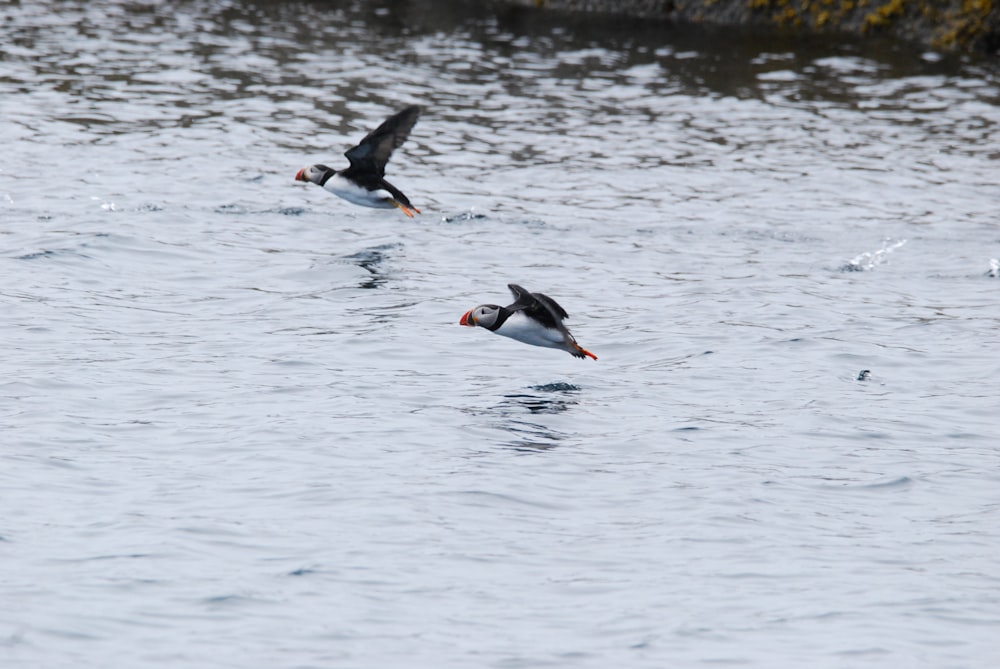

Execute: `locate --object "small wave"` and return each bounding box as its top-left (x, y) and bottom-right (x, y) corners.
top-left (449, 489), bottom-right (565, 509)
top-left (530, 382), bottom-right (581, 392)
top-left (820, 476), bottom-right (913, 491)
top-left (502, 393), bottom-right (575, 415)
top-left (215, 203), bottom-right (249, 215)
top-left (442, 211), bottom-right (488, 223)
top-left (856, 476), bottom-right (913, 490)
top-left (217, 204), bottom-right (308, 216)
top-left (15, 249), bottom-right (58, 261)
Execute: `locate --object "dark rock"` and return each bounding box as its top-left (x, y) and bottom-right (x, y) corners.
top-left (498, 0), bottom-right (1000, 53)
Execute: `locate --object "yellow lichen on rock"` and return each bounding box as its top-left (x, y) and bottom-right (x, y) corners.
top-left (932, 0), bottom-right (995, 48)
top-left (862, 0), bottom-right (906, 31)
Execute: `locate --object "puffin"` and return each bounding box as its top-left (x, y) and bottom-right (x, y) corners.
top-left (295, 105), bottom-right (421, 217)
top-left (460, 284), bottom-right (597, 360)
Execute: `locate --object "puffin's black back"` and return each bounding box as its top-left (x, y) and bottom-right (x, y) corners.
top-left (506, 284), bottom-right (570, 332)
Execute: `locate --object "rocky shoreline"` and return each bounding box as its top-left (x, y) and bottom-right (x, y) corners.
top-left (500, 0), bottom-right (1000, 53)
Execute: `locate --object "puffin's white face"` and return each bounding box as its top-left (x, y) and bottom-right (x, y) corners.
top-left (295, 164), bottom-right (333, 185)
top-left (460, 305), bottom-right (499, 328)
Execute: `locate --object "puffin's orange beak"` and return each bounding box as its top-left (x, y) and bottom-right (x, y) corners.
top-left (459, 310), bottom-right (475, 327)
top-left (294, 168), bottom-right (306, 182)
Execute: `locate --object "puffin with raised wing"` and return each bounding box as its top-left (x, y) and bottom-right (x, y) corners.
top-left (295, 105), bottom-right (421, 217)
top-left (460, 284), bottom-right (597, 360)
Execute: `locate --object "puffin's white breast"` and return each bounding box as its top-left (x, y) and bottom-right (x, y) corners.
top-left (494, 311), bottom-right (566, 350)
top-left (322, 174), bottom-right (394, 209)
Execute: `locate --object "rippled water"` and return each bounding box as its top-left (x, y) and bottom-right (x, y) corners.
top-left (2, 1), bottom-right (999, 667)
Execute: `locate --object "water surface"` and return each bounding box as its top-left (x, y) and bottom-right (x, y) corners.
top-left (2, 1), bottom-right (999, 667)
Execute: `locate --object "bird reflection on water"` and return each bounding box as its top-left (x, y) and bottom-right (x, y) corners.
top-left (493, 382), bottom-right (582, 452)
top-left (341, 243), bottom-right (401, 290)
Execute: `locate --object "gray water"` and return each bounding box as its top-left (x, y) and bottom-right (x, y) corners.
top-left (2, 1), bottom-right (999, 667)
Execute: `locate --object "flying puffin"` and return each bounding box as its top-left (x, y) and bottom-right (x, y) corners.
top-left (459, 284), bottom-right (597, 360)
top-left (295, 105), bottom-right (421, 217)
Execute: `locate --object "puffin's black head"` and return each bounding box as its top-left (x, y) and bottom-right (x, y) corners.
top-left (295, 164), bottom-right (335, 186)
top-left (460, 304), bottom-right (501, 329)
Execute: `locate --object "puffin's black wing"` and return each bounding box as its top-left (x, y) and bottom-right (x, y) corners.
top-left (506, 283), bottom-right (570, 331)
top-left (343, 106), bottom-right (420, 179)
